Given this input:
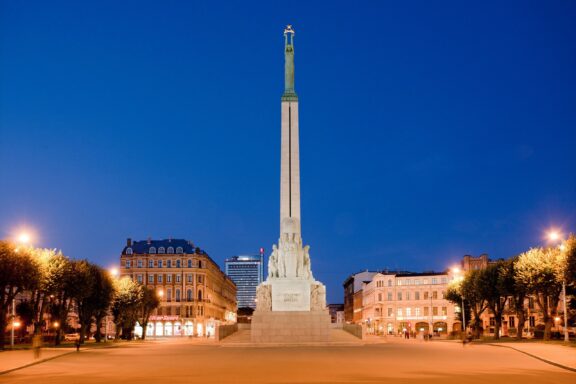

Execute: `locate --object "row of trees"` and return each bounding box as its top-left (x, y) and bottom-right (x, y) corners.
top-left (0, 240), bottom-right (159, 349)
top-left (446, 234), bottom-right (576, 341)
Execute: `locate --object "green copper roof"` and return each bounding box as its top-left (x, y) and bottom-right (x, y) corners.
top-left (282, 25), bottom-right (298, 100)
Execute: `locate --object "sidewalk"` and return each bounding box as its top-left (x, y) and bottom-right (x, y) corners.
top-left (0, 347), bottom-right (76, 375)
top-left (485, 342), bottom-right (576, 372)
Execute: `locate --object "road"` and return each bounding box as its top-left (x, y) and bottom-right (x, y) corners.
top-left (1, 338), bottom-right (573, 383)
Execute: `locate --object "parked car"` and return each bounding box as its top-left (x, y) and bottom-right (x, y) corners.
top-left (64, 333), bottom-right (80, 341)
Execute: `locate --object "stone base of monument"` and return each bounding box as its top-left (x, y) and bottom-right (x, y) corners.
top-left (251, 310), bottom-right (331, 343)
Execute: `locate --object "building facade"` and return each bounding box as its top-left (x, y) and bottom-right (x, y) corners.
top-left (120, 238), bottom-right (237, 337)
top-left (361, 272), bottom-right (458, 336)
top-left (343, 271), bottom-right (378, 323)
top-left (225, 254), bottom-right (264, 309)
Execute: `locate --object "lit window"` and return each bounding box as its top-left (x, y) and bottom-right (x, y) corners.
top-left (149, 247), bottom-right (156, 254)
top-left (415, 307), bottom-right (421, 317)
top-left (158, 247), bottom-right (166, 254)
top-left (167, 247), bottom-right (174, 254)
top-left (397, 308), bottom-right (402, 317)
top-left (406, 308), bottom-right (411, 317)
top-left (387, 307), bottom-right (393, 316)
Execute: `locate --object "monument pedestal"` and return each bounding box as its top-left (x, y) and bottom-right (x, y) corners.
top-left (251, 310), bottom-right (331, 343)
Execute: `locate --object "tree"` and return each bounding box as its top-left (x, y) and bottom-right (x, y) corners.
top-left (460, 269), bottom-right (489, 339)
top-left (138, 287), bottom-right (160, 341)
top-left (564, 234), bottom-right (576, 286)
top-left (112, 277), bottom-right (143, 340)
top-left (505, 257), bottom-right (529, 340)
top-left (91, 268), bottom-right (114, 343)
top-left (476, 261), bottom-right (513, 340)
top-left (0, 241), bottom-right (40, 349)
top-left (515, 247), bottom-right (564, 340)
top-left (70, 260), bottom-right (98, 344)
top-left (44, 253), bottom-right (76, 345)
top-left (445, 284), bottom-right (471, 334)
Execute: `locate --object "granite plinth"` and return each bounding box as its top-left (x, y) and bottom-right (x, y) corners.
top-left (251, 310), bottom-right (331, 343)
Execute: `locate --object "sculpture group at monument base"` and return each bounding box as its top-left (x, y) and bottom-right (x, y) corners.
top-left (251, 310), bottom-right (331, 343)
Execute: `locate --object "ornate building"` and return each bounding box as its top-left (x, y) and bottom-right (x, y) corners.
top-left (120, 238), bottom-right (237, 337)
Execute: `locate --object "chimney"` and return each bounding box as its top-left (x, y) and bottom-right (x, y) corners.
top-left (127, 238), bottom-right (132, 247)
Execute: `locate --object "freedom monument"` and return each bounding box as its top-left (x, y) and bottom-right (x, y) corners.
top-left (251, 26), bottom-right (331, 343)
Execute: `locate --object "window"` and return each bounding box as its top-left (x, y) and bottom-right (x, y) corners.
top-left (198, 290), bottom-right (203, 301)
top-left (176, 275), bottom-right (181, 283)
top-left (176, 260), bottom-right (181, 268)
top-left (423, 307), bottom-right (429, 316)
top-left (388, 307), bottom-right (393, 317)
top-left (148, 274), bottom-right (154, 283)
top-left (158, 275), bottom-right (163, 283)
top-left (388, 280), bottom-right (392, 287)
top-left (175, 307), bottom-right (180, 316)
top-left (415, 292), bottom-right (420, 300)
top-left (442, 307), bottom-right (447, 316)
top-left (528, 297), bottom-right (534, 309)
top-left (137, 275), bottom-right (143, 284)
top-left (187, 274), bottom-right (192, 283)
top-left (414, 279), bottom-right (420, 285)
top-left (126, 248), bottom-right (133, 255)
top-left (167, 260), bottom-right (172, 268)
top-left (137, 260), bottom-right (143, 268)
top-left (149, 247), bottom-right (156, 254)
top-left (397, 308), bottom-right (403, 317)
top-left (198, 260), bottom-right (203, 268)
top-left (406, 292), bottom-right (410, 300)
top-left (432, 278), bottom-right (438, 284)
top-left (158, 247), bottom-right (166, 254)
top-left (187, 289), bottom-right (193, 302)
top-left (167, 247), bottom-right (174, 254)
top-left (387, 292), bottom-right (392, 301)
top-left (415, 307), bottom-right (421, 317)
top-left (424, 292), bottom-right (429, 300)
top-left (175, 289), bottom-right (181, 302)
top-left (126, 261), bottom-right (131, 269)
top-left (148, 260), bottom-right (154, 268)
top-left (432, 291), bottom-right (438, 299)
top-left (441, 277), bottom-right (447, 284)
top-left (188, 259), bottom-right (192, 268)
top-left (509, 316), bottom-right (515, 328)
top-left (158, 260), bottom-right (163, 268)
top-left (167, 289), bottom-right (172, 302)
top-left (529, 316), bottom-right (535, 327)
top-left (197, 275), bottom-right (204, 284)
top-left (432, 307), bottom-right (438, 316)
top-left (406, 308), bottom-right (411, 317)
top-left (397, 292), bottom-right (402, 300)
top-left (489, 317), bottom-right (495, 326)
top-left (167, 274), bottom-right (172, 283)
top-left (176, 247), bottom-right (184, 254)
top-left (378, 293), bottom-right (382, 302)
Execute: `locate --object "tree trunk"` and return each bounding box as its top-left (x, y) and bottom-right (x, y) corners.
top-left (516, 312), bottom-right (526, 340)
top-left (141, 320), bottom-right (148, 341)
top-left (0, 307), bottom-right (7, 350)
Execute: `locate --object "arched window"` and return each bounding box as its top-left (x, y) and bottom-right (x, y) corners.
top-left (158, 247), bottom-right (166, 254)
top-left (175, 289), bottom-right (181, 302)
top-left (167, 247), bottom-right (174, 254)
top-left (176, 247), bottom-right (184, 254)
top-left (149, 247), bottom-right (156, 254)
top-left (126, 247), bottom-right (133, 255)
top-left (197, 290), bottom-right (203, 301)
top-left (187, 259), bottom-right (192, 268)
top-left (187, 289), bottom-right (193, 302)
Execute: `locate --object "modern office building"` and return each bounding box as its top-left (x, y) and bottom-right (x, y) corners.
top-left (225, 251), bottom-right (264, 309)
top-left (120, 238), bottom-right (237, 337)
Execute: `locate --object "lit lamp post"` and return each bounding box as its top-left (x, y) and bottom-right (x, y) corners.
top-left (452, 267), bottom-right (466, 338)
top-left (546, 230), bottom-right (569, 342)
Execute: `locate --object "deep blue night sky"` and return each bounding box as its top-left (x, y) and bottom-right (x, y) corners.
top-left (1, 1), bottom-right (575, 303)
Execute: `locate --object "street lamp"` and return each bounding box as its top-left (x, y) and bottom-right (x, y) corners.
top-left (546, 229), bottom-right (569, 342)
top-left (11, 232), bottom-right (32, 348)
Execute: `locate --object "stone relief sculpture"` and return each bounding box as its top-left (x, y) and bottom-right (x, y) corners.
top-left (268, 245), bottom-right (279, 279)
top-left (310, 284), bottom-right (326, 311)
top-left (256, 284), bottom-right (272, 311)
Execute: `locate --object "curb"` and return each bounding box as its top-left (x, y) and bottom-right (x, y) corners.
top-left (486, 343), bottom-right (576, 373)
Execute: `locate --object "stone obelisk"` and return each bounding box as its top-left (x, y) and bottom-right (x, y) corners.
top-left (251, 25), bottom-right (331, 343)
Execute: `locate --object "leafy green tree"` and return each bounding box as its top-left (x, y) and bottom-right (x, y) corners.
top-left (139, 287), bottom-right (160, 341)
top-left (0, 241), bottom-right (40, 349)
top-left (564, 234), bottom-right (576, 286)
top-left (91, 268), bottom-right (114, 343)
top-left (460, 269), bottom-right (489, 338)
top-left (112, 277), bottom-right (143, 340)
top-left (476, 261), bottom-right (513, 340)
top-left (504, 257), bottom-right (529, 340)
top-left (515, 247), bottom-right (564, 340)
top-left (445, 284), bottom-right (471, 333)
top-left (44, 253), bottom-right (76, 345)
top-left (70, 260), bottom-right (97, 344)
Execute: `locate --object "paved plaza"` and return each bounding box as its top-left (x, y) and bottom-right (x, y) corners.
top-left (1, 335), bottom-right (574, 384)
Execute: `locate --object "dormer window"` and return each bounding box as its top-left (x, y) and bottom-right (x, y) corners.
top-left (149, 247), bottom-right (156, 254)
top-left (176, 247), bottom-right (183, 254)
top-left (126, 247), bottom-right (133, 255)
top-left (158, 247), bottom-right (166, 254)
top-left (167, 246), bottom-right (174, 254)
